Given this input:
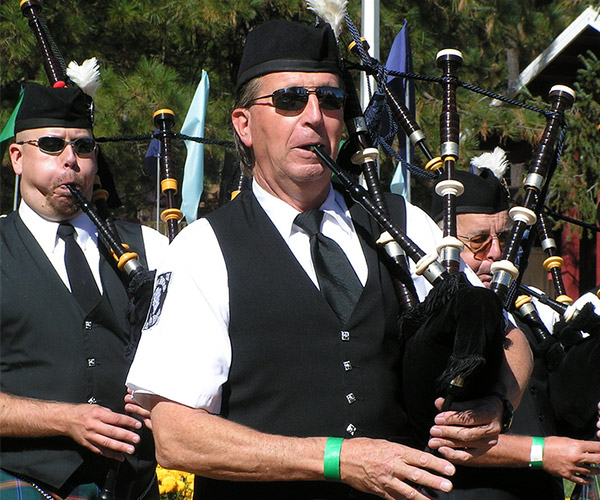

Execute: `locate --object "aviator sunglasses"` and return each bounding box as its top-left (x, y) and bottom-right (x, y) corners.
top-left (458, 230), bottom-right (512, 260)
top-left (16, 136), bottom-right (97, 156)
top-left (248, 86), bottom-right (346, 112)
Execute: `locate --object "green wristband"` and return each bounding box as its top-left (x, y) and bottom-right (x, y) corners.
top-left (529, 436), bottom-right (544, 468)
top-left (323, 437), bottom-right (344, 481)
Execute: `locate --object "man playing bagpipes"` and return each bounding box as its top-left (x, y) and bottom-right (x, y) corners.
top-left (430, 163), bottom-right (600, 499)
top-left (126, 19), bottom-right (532, 500)
top-left (0, 82), bottom-right (167, 500)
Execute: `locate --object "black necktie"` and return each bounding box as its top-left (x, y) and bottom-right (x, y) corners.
top-left (294, 210), bottom-right (363, 324)
top-left (57, 223), bottom-right (101, 312)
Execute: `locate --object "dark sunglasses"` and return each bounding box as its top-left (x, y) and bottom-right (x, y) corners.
top-left (17, 136), bottom-right (97, 156)
top-left (458, 230), bottom-right (512, 260)
top-left (249, 86), bottom-right (346, 112)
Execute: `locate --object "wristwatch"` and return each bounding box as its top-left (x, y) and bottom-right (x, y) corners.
top-left (490, 392), bottom-right (514, 433)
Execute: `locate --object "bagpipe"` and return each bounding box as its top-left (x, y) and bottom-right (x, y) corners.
top-left (305, 0), bottom-right (600, 450)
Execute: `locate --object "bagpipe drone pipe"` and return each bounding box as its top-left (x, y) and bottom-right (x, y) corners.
top-left (304, 0), bottom-right (594, 450)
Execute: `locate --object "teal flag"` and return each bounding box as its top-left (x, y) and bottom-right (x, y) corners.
top-left (180, 70), bottom-right (209, 223)
top-left (0, 89), bottom-right (24, 159)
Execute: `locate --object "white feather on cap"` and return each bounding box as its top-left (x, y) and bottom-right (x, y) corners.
top-left (66, 57), bottom-right (101, 98)
top-left (470, 146), bottom-right (510, 179)
top-left (306, 0), bottom-right (348, 39)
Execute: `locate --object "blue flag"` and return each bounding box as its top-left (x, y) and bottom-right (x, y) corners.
top-left (386, 21), bottom-right (414, 199)
top-left (180, 70), bottom-right (209, 223)
top-left (144, 130), bottom-right (161, 180)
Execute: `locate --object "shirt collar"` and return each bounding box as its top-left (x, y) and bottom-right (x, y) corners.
top-left (252, 180), bottom-right (354, 239)
top-left (18, 201), bottom-right (98, 254)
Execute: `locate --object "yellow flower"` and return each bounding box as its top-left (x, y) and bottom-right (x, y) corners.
top-left (160, 476), bottom-right (178, 493)
top-left (156, 465), bottom-right (194, 499)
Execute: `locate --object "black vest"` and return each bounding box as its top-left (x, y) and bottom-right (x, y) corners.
top-left (0, 212), bottom-right (156, 497)
top-left (198, 189), bottom-right (409, 499)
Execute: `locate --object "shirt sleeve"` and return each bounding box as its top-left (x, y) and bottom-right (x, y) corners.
top-left (126, 219), bottom-right (231, 413)
top-left (140, 224), bottom-right (169, 270)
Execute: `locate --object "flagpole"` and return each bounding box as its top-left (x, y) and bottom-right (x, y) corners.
top-left (360, 0), bottom-right (379, 111)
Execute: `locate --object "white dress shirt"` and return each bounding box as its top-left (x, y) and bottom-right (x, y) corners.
top-left (18, 201), bottom-right (167, 293)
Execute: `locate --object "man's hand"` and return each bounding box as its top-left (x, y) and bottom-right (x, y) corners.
top-left (0, 392), bottom-right (143, 461)
top-left (542, 436), bottom-right (600, 483)
top-left (124, 389), bottom-right (152, 431)
top-left (66, 404), bottom-right (143, 461)
top-left (427, 396), bottom-right (502, 461)
top-left (339, 438), bottom-right (455, 500)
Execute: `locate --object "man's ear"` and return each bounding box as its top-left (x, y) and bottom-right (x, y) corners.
top-left (231, 108), bottom-right (252, 148)
top-left (8, 143), bottom-right (24, 175)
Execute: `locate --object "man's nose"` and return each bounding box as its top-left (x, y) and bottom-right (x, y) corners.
top-left (487, 234), bottom-right (504, 261)
top-left (302, 94), bottom-right (325, 123)
top-left (60, 143), bottom-right (79, 167)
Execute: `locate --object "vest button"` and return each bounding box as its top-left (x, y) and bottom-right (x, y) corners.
top-left (340, 331), bottom-right (350, 341)
top-left (343, 360), bottom-right (352, 371)
top-left (346, 393), bottom-right (357, 404)
top-left (84, 321), bottom-right (93, 330)
top-left (87, 397), bottom-right (97, 404)
top-left (346, 423), bottom-right (357, 436)
top-left (87, 358), bottom-right (96, 367)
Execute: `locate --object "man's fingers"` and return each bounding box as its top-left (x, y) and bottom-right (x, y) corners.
top-left (97, 408), bottom-right (143, 430)
top-left (387, 473), bottom-right (452, 500)
top-left (73, 404), bottom-right (144, 456)
top-left (568, 473), bottom-right (595, 485)
top-left (403, 464), bottom-right (453, 492)
top-left (340, 438), bottom-right (455, 499)
top-left (430, 423), bottom-right (499, 445)
top-left (430, 444), bottom-right (479, 462)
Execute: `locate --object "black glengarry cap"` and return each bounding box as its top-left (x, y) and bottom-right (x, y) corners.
top-left (236, 20), bottom-right (341, 91)
top-left (15, 82), bottom-right (93, 133)
top-left (430, 169), bottom-right (510, 223)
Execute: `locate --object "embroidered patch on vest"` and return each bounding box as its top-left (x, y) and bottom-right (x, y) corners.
top-left (143, 272), bottom-right (172, 330)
